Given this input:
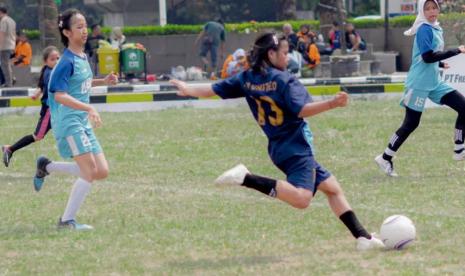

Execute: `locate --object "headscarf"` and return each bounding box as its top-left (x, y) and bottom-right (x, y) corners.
top-left (404, 0), bottom-right (440, 36)
top-left (232, 48), bottom-right (246, 61)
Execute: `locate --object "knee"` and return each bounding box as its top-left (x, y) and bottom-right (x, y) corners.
top-left (292, 192), bottom-right (313, 209)
top-left (93, 167), bottom-right (109, 180)
top-left (34, 135), bottom-right (43, 141)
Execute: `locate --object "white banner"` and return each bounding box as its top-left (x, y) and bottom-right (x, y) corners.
top-left (425, 54), bottom-right (465, 108)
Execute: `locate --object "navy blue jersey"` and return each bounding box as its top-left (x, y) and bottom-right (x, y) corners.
top-left (213, 67), bottom-right (314, 164)
top-left (39, 66), bottom-right (52, 106)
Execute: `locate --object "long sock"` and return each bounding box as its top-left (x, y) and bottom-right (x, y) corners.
top-left (46, 162), bottom-right (81, 177)
top-left (339, 210), bottom-right (371, 239)
top-left (62, 178), bottom-right (92, 222)
top-left (9, 134), bottom-right (35, 153)
top-left (242, 174), bottom-right (277, 197)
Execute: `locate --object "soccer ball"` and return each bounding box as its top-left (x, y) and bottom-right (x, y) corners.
top-left (380, 215), bottom-right (416, 250)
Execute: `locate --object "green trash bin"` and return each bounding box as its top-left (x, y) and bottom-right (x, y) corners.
top-left (121, 48), bottom-right (145, 74)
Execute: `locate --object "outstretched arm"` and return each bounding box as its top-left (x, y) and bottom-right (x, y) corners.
top-left (92, 72), bottom-right (119, 87)
top-left (422, 45), bottom-right (465, 63)
top-left (170, 79), bottom-right (216, 98)
top-left (298, 91), bottom-right (348, 118)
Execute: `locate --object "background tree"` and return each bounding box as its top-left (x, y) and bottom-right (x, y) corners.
top-left (38, 0), bottom-right (60, 49)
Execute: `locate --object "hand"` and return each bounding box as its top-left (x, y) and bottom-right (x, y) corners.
top-left (31, 94), bottom-right (39, 101)
top-left (331, 91), bottom-right (349, 108)
top-left (169, 79), bottom-right (190, 97)
top-left (459, 45), bottom-right (465, 53)
top-left (104, 72), bottom-right (119, 85)
top-left (87, 105), bottom-right (102, 128)
top-left (443, 62), bottom-right (450, 69)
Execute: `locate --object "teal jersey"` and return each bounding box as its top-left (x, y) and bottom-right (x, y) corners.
top-left (405, 24), bottom-right (445, 90)
top-left (48, 48), bottom-right (93, 139)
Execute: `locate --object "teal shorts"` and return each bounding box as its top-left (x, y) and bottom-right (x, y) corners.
top-left (400, 83), bottom-right (454, 112)
top-left (57, 128), bottom-right (102, 159)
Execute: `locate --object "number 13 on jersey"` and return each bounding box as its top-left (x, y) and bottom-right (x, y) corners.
top-left (254, 96), bottom-right (284, 126)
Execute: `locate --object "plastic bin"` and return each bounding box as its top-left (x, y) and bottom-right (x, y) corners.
top-left (97, 48), bottom-right (120, 74)
top-left (121, 48), bottom-right (145, 74)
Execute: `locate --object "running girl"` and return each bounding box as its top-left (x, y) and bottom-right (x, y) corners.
top-left (2, 46), bottom-right (60, 167)
top-left (170, 33), bottom-right (384, 250)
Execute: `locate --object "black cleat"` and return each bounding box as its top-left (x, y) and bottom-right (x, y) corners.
top-left (33, 156), bottom-right (51, 191)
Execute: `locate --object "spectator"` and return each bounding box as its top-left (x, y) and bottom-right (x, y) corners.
top-left (328, 21), bottom-right (342, 50)
top-left (195, 19), bottom-right (226, 77)
top-left (282, 23), bottom-right (298, 49)
top-left (12, 31), bottom-right (32, 66)
top-left (0, 4), bottom-right (16, 87)
top-left (305, 37), bottom-right (320, 70)
top-left (296, 24), bottom-right (315, 54)
top-left (109, 26), bottom-right (126, 49)
top-left (345, 23), bottom-right (366, 51)
top-left (287, 42), bottom-right (303, 77)
top-left (221, 48), bottom-right (248, 79)
top-left (85, 24), bottom-right (105, 73)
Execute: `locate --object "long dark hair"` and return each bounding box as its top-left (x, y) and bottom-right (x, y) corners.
top-left (37, 46), bottom-right (59, 90)
top-left (247, 32), bottom-right (287, 74)
top-left (58, 8), bottom-right (83, 47)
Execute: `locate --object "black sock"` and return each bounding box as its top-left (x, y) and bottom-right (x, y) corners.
top-left (339, 210), bottom-right (371, 239)
top-left (10, 135), bottom-right (35, 153)
top-left (242, 174), bottom-right (277, 197)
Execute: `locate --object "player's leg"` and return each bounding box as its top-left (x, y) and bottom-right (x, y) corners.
top-left (58, 152), bottom-right (96, 230)
top-left (317, 172), bottom-right (384, 250)
top-left (215, 157), bottom-right (314, 209)
top-left (439, 90), bottom-right (465, 160)
top-left (375, 107), bottom-right (422, 176)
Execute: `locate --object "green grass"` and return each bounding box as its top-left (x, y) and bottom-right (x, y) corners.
top-left (1, 99), bottom-right (464, 274)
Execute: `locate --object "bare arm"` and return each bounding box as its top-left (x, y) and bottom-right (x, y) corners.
top-left (54, 92), bottom-right (102, 127)
top-left (0, 32), bottom-right (4, 49)
top-left (298, 92), bottom-right (348, 118)
top-left (170, 79), bottom-right (216, 98)
top-left (194, 31), bottom-right (205, 46)
top-left (92, 72), bottom-right (118, 87)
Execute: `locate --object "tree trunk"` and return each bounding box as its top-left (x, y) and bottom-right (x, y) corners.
top-left (277, 0), bottom-right (297, 20)
top-left (318, 0), bottom-right (346, 44)
top-left (38, 0), bottom-right (60, 50)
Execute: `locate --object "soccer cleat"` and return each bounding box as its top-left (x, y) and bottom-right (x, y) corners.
top-left (214, 164), bottom-right (250, 186)
top-left (33, 156), bottom-right (51, 192)
top-left (2, 145), bottom-right (12, 167)
top-left (374, 154), bottom-right (398, 177)
top-left (357, 234), bottom-right (385, 251)
top-left (453, 150), bottom-right (465, 161)
top-left (57, 218), bottom-right (94, 231)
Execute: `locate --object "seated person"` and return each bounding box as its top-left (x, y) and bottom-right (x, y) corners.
top-left (305, 37), bottom-right (320, 69)
top-left (287, 42), bottom-right (303, 77)
top-left (328, 21), bottom-right (342, 50)
top-left (12, 31), bottom-right (32, 66)
top-left (345, 23), bottom-right (367, 51)
top-left (221, 48), bottom-right (248, 79)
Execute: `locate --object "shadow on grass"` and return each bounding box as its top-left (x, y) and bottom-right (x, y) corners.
top-left (164, 254), bottom-right (283, 271)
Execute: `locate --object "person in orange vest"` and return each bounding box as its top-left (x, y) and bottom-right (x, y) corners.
top-left (220, 48), bottom-right (248, 79)
top-left (12, 31), bottom-right (32, 66)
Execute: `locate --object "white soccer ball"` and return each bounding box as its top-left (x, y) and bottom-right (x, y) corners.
top-left (380, 215), bottom-right (416, 250)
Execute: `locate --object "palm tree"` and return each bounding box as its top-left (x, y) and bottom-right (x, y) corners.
top-left (38, 0), bottom-right (60, 49)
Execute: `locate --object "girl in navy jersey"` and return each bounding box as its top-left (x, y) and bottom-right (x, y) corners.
top-left (170, 32), bottom-right (384, 250)
top-left (2, 46), bottom-right (60, 167)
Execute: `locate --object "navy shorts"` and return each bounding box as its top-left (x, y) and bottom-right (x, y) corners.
top-left (275, 155), bottom-right (331, 194)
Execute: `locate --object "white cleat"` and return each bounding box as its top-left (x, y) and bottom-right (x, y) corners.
top-left (357, 234), bottom-right (385, 251)
top-left (375, 154), bottom-right (398, 177)
top-left (214, 164), bottom-right (250, 186)
top-left (453, 151), bottom-right (465, 161)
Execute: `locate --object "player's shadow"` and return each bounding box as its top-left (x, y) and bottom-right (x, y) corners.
top-left (165, 254), bottom-right (283, 271)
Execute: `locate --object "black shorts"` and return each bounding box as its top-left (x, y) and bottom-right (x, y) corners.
top-left (34, 105), bottom-right (51, 140)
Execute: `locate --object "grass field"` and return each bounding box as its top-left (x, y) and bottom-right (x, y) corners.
top-left (1, 98), bottom-right (464, 275)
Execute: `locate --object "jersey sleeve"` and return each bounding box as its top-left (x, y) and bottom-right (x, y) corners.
top-left (212, 73), bottom-right (246, 99)
top-left (49, 58), bottom-right (74, 94)
top-left (416, 24), bottom-right (434, 54)
top-left (284, 77), bottom-right (313, 116)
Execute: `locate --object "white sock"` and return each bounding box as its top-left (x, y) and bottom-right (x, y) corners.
top-left (61, 178), bottom-right (92, 222)
top-left (46, 162), bottom-right (81, 177)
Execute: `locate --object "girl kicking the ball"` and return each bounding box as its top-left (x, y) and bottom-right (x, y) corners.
top-left (375, 0), bottom-right (465, 177)
top-left (33, 9), bottom-right (118, 230)
top-left (170, 32), bottom-right (384, 251)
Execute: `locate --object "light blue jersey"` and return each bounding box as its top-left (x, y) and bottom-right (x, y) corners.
top-left (402, 24), bottom-right (453, 111)
top-left (48, 48), bottom-right (101, 158)
top-left (48, 48), bottom-right (93, 139)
